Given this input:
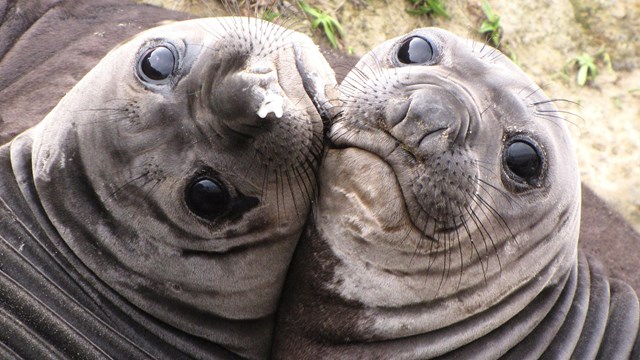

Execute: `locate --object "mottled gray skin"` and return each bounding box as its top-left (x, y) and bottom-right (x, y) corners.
top-left (272, 28), bottom-right (640, 359)
top-left (0, 17), bottom-right (336, 359)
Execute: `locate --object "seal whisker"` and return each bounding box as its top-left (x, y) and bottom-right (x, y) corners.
top-left (283, 167), bottom-right (302, 221)
top-left (141, 178), bottom-right (163, 204)
top-left (488, 48), bottom-right (504, 63)
top-left (464, 204), bottom-right (489, 264)
top-left (433, 229), bottom-right (448, 295)
top-left (426, 225), bottom-right (439, 271)
top-left (395, 226), bottom-right (415, 249)
top-left (108, 171), bottom-right (151, 200)
top-left (199, 0), bottom-right (218, 16)
top-left (409, 222), bottom-right (427, 267)
top-left (465, 191), bottom-right (503, 273)
top-left (277, 166), bottom-right (287, 221)
top-left (292, 166), bottom-right (314, 211)
top-left (474, 191), bottom-right (518, 246)
top-left (535, 108), bottom-right (583, 123)
top-left (470, 176), bottom-right (517, 224)
top-left (474, 176), bottom-right (517, 206)
top-left (459, 210), bottom-right (488, 284)
top-left (195, 20), bottom-right (225, 42)
top-left (220, 0), bottom-right (241, 17)
top-left (303, 159), bottom-right (321, 198)
top-left (453, 215), bottom-right (465, 291)
top-left (330, 126), bottom-right (361, 146)
top-left (472, 160), bottom-right (502, 178)
top-left (475, 36), bottom-right (490, 57)
top-left (479, 103), bottom-right (492, 117)
top-left (464, 197), bottom-right (500, 275)
top-left (270, 10), bottom-right (306, 36)
top-left (532, 98), bottom-right (581, 107)
top-left (520, 83), bottom-right (544, 99)
top-left (534, 111), bottom-right (580, 132)
top-left (364, 52), bottom-right (388, 83)
top-left (341, 67), bottom-right (382, 98)
top-left (442, 196), bottom-right (458, 284)
top-left (260, 163), bottom-right (270, 210)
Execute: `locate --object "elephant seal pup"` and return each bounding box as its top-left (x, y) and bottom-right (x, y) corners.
top-left (0, 17), bottom-right (337, 359)
top-left (272, 28), bottom-right (640, 358)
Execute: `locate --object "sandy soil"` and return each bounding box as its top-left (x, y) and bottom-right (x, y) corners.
top-left (139, 0), bottom-right (640, 233)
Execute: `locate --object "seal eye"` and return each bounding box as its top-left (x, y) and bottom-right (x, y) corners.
top-left (504, 140), bottom-right (542, 181)
top-left (186, 178), bottom-right (230, 220)
top-left (138, 46), bottom-right (175, 82)
top-left (397, 36), bottom-right (434, 64)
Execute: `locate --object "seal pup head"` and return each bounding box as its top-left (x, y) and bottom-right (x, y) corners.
top-left (27, 17), bottom-right (337, 358)
top-left (272, 28), bottom-right (581, 358)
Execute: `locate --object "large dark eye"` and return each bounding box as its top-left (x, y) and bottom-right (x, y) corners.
top-left (138, 46), bottom-right (175, 83)
top-left (186, 178), bottom-right (229, 220)
top-left (504, 140), bottom-right (542, 181)
top-left (397, 36), bottom-right (434, 64)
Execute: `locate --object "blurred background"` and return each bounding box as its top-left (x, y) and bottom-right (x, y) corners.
top-left (140, 0), bottom-right (640, 232)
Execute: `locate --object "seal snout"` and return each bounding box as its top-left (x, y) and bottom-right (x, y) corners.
top-left (209, 65), bottom-right (287, 137)
top-left (389, 86), bottom-right (469, 156)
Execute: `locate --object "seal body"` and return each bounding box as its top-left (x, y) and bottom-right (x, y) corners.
top-left (0, 16), bottom-right (336, 359)
top-left (272, 28), bottom-right (640, 358)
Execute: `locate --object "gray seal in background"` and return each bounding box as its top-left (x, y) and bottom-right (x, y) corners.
top-left (0, 17), bottom-right (336, 359)
top-left (272, 28), bottom-right (639, 358)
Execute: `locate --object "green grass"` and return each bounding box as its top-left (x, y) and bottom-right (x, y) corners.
top-left (262, 8), bottom-right (279, 22)
top-left (298, 1), bottom-right (344, 49)
top-left (406, 0), bottom-right (449, 18)
top-left (565, 48), bottom-right (612, 86)
top-left (479, 0), bottom-right (501, 47)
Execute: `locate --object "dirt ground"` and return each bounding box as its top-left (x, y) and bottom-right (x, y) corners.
top-left (140, 0), bottom-right (640, 233)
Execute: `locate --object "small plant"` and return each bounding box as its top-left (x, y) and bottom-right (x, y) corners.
top-left (298, 1), bottom-right (344, 49)
top-left (406, 0), bottom-right (449, 18)
top-left (262, 8), bottom-right (279, 22)
top-left (565, 48), bottom-right (612, 86)
top-left (479, 0), bottom-right (501, 47)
